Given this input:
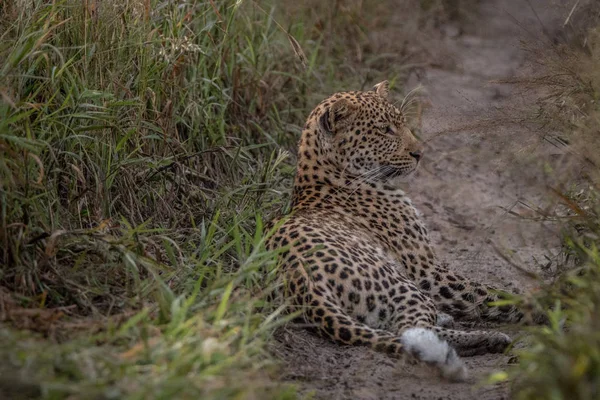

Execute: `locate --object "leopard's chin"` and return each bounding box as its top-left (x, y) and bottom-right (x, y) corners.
top-left (381, 166), bottom-right (418, 185)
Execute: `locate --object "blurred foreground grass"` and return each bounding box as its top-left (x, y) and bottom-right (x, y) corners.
top-left (493, 6), bottom-right (600, 399)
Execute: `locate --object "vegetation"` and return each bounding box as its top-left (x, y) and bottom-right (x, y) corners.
top-left (0, 0), bottom-right (454, 398)
top-left (496, 8), bottom-right (600, 400)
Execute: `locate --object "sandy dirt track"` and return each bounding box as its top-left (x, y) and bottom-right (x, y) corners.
top-left (271, 1), bottom-right (568, 399)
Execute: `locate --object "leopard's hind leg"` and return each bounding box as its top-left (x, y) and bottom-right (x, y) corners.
top-left (285, 267), bottom-right (468, 381)
top-left (430, 326), bottom-right (512, 356)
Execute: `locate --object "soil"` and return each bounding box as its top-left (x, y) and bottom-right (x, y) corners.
top-left (270, 1), bottom-right (570, 399)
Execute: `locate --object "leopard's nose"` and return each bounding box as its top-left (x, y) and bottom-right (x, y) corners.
top-left (409, 151), bottom-right (422, 161)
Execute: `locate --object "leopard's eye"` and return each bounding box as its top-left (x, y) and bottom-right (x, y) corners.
top-left (385, 126), bottom-right (395, 135)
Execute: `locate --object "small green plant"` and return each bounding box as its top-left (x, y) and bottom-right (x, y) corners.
top-left (506, 211), bottom-right (600, 400)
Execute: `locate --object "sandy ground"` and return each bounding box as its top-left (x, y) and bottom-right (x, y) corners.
top-left (270, 1), bottom-right (568, 399)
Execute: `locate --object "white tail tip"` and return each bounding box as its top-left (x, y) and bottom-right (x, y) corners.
top-left (400, 327), bottom-right (468, 382)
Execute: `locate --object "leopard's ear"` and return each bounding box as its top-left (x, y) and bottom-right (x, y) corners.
top-left (371, 80), bottom-right (390, 99)
top-left (319, 98), bottom-right (357, 135)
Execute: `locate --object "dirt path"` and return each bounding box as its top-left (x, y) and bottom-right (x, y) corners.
top-left (272, 1), bottom-right (564, 398)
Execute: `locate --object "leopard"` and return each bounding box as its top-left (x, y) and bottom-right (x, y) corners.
top-left (266, 81), bottom-right (531, 381)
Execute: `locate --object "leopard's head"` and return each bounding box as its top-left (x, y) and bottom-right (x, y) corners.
top-left (301, 81), bottom-right (423, 185)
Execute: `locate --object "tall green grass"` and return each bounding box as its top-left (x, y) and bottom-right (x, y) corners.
top-left (0, 0), bottom-right (311, 398)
